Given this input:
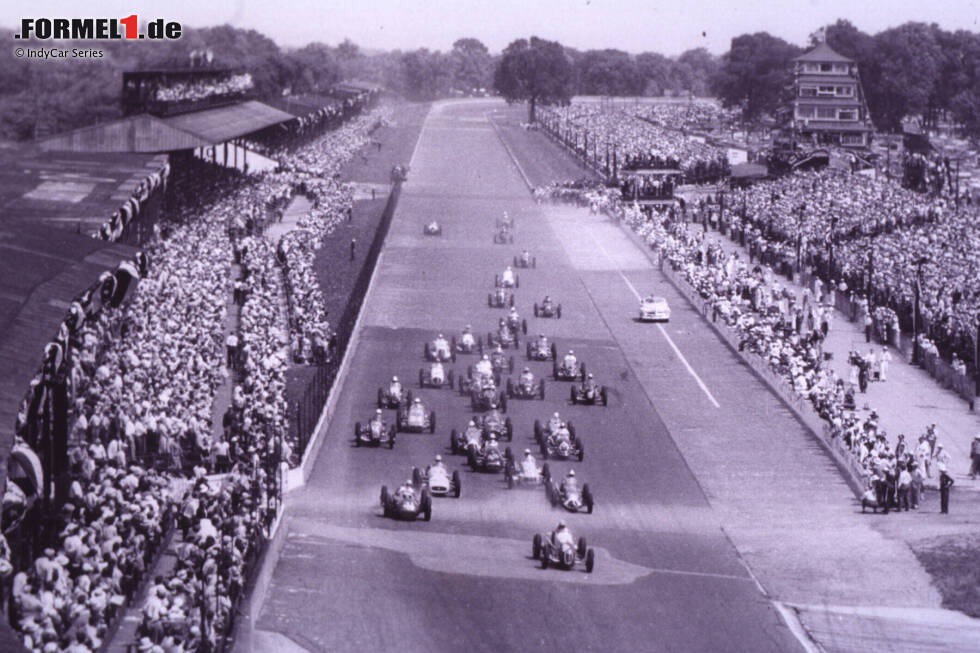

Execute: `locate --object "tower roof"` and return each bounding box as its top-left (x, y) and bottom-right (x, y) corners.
top-left (793, 41), bottom-right (854, 63)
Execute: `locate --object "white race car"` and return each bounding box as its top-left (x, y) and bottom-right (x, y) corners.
top-left (505, 457), bottom-right (551, 489)
top-left (638, 295), bottom-right (671, 322)
top-left (413, 464), bottom-right (461, 498)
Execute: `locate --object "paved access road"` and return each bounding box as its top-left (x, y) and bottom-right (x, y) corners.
top-left (253, 100), bottom-right (804, 653)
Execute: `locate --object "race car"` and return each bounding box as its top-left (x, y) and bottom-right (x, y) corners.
top-left (469, 382), bottom-right (508, 413)
top-left (506, 375), bottom-right (546, 400)
top-left (513, 251), bottom-right (536, 268)
top-left (396, 398), bottom-right (436, 433)
top-left (452, 328), bottom-right (482, 355)
top-left (487, 288), bottom-right (516, 309)
top-left (377, 378), bottom-right (412, 409)
top-left (504, 311), bottom-right (528, 336)
top-left (412, 462), bottom-right (461, 498)
top-left (487, 348), bottom-right (515, 376)
top-left (353, 413), bottom-right (396, 448)
top-left (526, 335), bottom-right (558, 362)
top-left (553, 353), bottom-right (586, 381)
top-left (532, 529), bottom-right (595, 573)
top-left (536, 420), bottom-right (584, 461)
top-left (570, 375), bottom-right (608, 406)
top-left (505, 453), bottom-right (551, 489)
top-left (533, 417), bottom-right (577, 446)
top-left (457, 366), bottom-right (501, 396)
top-left (487, 326), bottom-right (520, 350)
top-left (494, 225), bottom-right (515, 244)
top-left (419, 363), bottom-right (455, 389)
top-left (533, 298), bottom-right (562, 319)
top-left (546, 473), bottom-right (594, 513)
top-left (497, 212), bottom-right (515, 229)
top-left (638, 295), bottom-right (671, 322)
top-left (450, 419), bottom-right (487, 455)
top-left (380, 482), bottom-right (431, 521)
top-left (423, 221), bottom-right (442, 236)
top-left (475, 409), bottom-right (513, 441)
top-left (494, 270), bottom-right (520, 289)
top-left (424, 335), bottom-right (456, 362)
top-left (467, 437), bottom-right (513, 473)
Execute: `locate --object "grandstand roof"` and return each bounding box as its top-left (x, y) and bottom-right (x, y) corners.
top-left (39, 100), bottom-right (295, 153)
top-left (793, 41), bottom-right (854, 63)
top-left (0, 222), bottom-right (137, 483)
top-left (161, 100), bottom-right (294, 144)
top-left (0, 148), bottom-right (167, 234)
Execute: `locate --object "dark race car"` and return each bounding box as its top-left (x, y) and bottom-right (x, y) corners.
top-left (377, 381), bottom-right (412, 409)
top-left (423, 221), bottom-right (442, 236)
top-left (493, 225), bottom-right (514, 244)
top-left (532, 531), bottom-right (595, 573)
top-left (467, 440), bottom-right (513, 473)
top-left (570, 377), bottom-right (608, 406)
top-left (533, 298), bottom-right (562, 319)
top-left (506, 376), bottom-right (546, 400)
top-left (396, 399), bottom-right (437, 433)
top-left (470, 382), bottom-right (508, 413)
top-left (526, 336), bottom-right (558, 362)
top-left (380, 483), bottom-right (431, 521)
top-left (419, 363), bottom-right (455, 390)
top-left (534, 417), bottom-right (577, 447)
top-left (488, 288), bottom-right (516, 309)
top-left (475, 409), bottom-right (513, 441)
top-left (553, 356), bottom-right (586, 381)
top-left (513, 252), bottom-right (536, 269)
top-left (450, 420), bottom-right (486, 455)
top-left (505, 312), bottom-right (528, 336)
top-left (353, 415), bottom-right (396, 449)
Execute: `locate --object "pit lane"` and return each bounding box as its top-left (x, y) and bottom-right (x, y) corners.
top-left (251, 100), bottom-right (804, 653)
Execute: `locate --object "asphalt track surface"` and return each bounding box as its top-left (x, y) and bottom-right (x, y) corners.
top-left (255, 100), bottom-right (804, 653)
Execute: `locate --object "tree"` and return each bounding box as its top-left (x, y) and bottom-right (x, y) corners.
top-left (400, 49), bottom-right (451, 100)
top-left (714, 32), bottom-right (802, 121)
top-left (636, 51), bottom-right (674, 95)
top-left (494, 36), bottom-right (573, 122)
top-left (868, 23), bottom-right (944, 130)
top-left (449, 38), bottom-right (492, 92)
top-left (287, 43), bottom-right (342, 93)
top-left (575, 49), bottom-right (644, 96)
top-left (675, 48), bottom-right (720, 96)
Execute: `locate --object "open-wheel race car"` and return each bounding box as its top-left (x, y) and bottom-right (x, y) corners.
top-left (488, 287), bottom-right (516, 309)
top-left (533, 297), bottom-right (562, 319)
top-left (452, 328), bottom-right (482, 355)
top-left (396, 398), bottom-right (436, 433)
top-left (532, 529), bottom-right (595, 573)
top-left (504, 310), bottom-right (528, 336)
top-left (469, 382), bottom-right (508, 413)
top-left (553, 353), bottom-right (586, 381)
top-left (526, 335), bottom-right (558, 362)
top-left (467, 437), bottom-right (513, 473)
top-left (534, 416), bottom-right (576, 446)
top-left (497, 212), bottom-right (515, 230)
top-left (570, 375), bottom-right (608, 406)
top-left (493, 224), bottom-right (515, 244)
top-left (419, 363), bottom-right (455, 389)
top-left (513, 251), bottom-right (536, 269)
top-left (354, 412), bottom-right (396, 448)
top-left (546, 472), bottom-right (594, 513)
top-left (381, 483), bottom-right (432, 521)
top-left (487, 326), bottom-right (520, 350)
top-left (450, 419), bottom-right (486, 455)
top-left (423, 221), bottom-right (442, 236)
top-left (506, 374), bottom-right (545, 400)
top-left (494, 268), bottom-right (520, 289)
top-left (377, 378), bottom-right (412, 409)
top-left (505, 453), bottom-right (550, 489)
top-left (475, 408), bottom-right (513, 441)
top-left (380, 481), bottom-right (431, 521)
top-left (412, 462), bottom-right (461, 498)
top-left (457, 364), bottom-right (501, 395)
top-left (424, 334), bottom-right (456, 363)
top-left (534, 417), bottom-right (583, 461)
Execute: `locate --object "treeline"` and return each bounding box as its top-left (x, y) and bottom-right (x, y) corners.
top-left (714, 20), bottom-right (980, 136)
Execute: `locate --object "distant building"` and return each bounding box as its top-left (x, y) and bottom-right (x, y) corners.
top-left (788, 41), bottom-right (873, 148)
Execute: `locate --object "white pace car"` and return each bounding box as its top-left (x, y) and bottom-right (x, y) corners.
top-left (638, 295), bottom-right (671, 322)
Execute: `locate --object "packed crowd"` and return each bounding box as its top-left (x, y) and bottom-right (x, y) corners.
top-left (540, 104), bottom-right (730, 181)
top-left (6, 93), bottom-right (387, 651)
top-left (639, 102), bottom-right (738, 133)
top-left (153, 74), bottom-right (254, 103)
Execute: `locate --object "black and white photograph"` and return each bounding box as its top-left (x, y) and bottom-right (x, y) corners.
top-left (0, 1), bottom-right (979, 651)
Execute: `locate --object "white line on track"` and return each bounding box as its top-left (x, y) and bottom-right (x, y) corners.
top-left (592, 236), bottom-right (721, 409)
top-left (486, 112), bottom-right (535, 191)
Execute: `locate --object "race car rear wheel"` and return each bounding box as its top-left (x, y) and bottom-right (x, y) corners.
top-left (540, 544), bottom-right (549, 568)
top-left (521, 319), bottom-right (527, 335)
top-left (542, 463), bottom-right (551, 482)
top-left (583, 484), bottom-right (594, 514)
top-left (429, 411), bottom-right (436, 433)
top-left (452, 471), bottom-right (461, 498)
top-left (580, 364), bottom-right (587, 381)
top-left (380, 485), bottom-right (389, 508)
top-left (499, 392), bottom-right (508, 413)
top-left (354, 422), bottom-right (361, 447)
top-left (506, 378), bottom-right (513, 397)
top-left (556, 305), bottom-right (562, 319)
top-left (450, 429), bottom-right (458, 454)
top-left (532, 534), bottom-right (542, 560)
top-left (567, 422), bottom-right (576, 440)
top-left (505, 417), bottom-right (513, 441)
top-left (377, 388), bottom-right (384, 408)
top-left (421, 492), bottom-right (432, 521)
top-left (577, 537), bottom-right (588, 558)
top-left (388, 429), bottom-right (396, 449)
top-left (585, 548), bottom-right (595, 573)
top-left (600, 387), bottom-right (608, 406)
top-left (578, 440), bottom-right (585, 462)
top-left (418, 368), bottom-right (424, 388)
top-left (539, 380), bottom-right (546, 400)
top-left (534, 420), bottom-right (543, 444)
top-left (447, 370), bottom-right (455, 388)
top-left (534, 303), bottom-right (539, 317)
top-left (570, 386), bottom-right (577, 404)
top-left (506, 469), bottom-right (514, 489)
